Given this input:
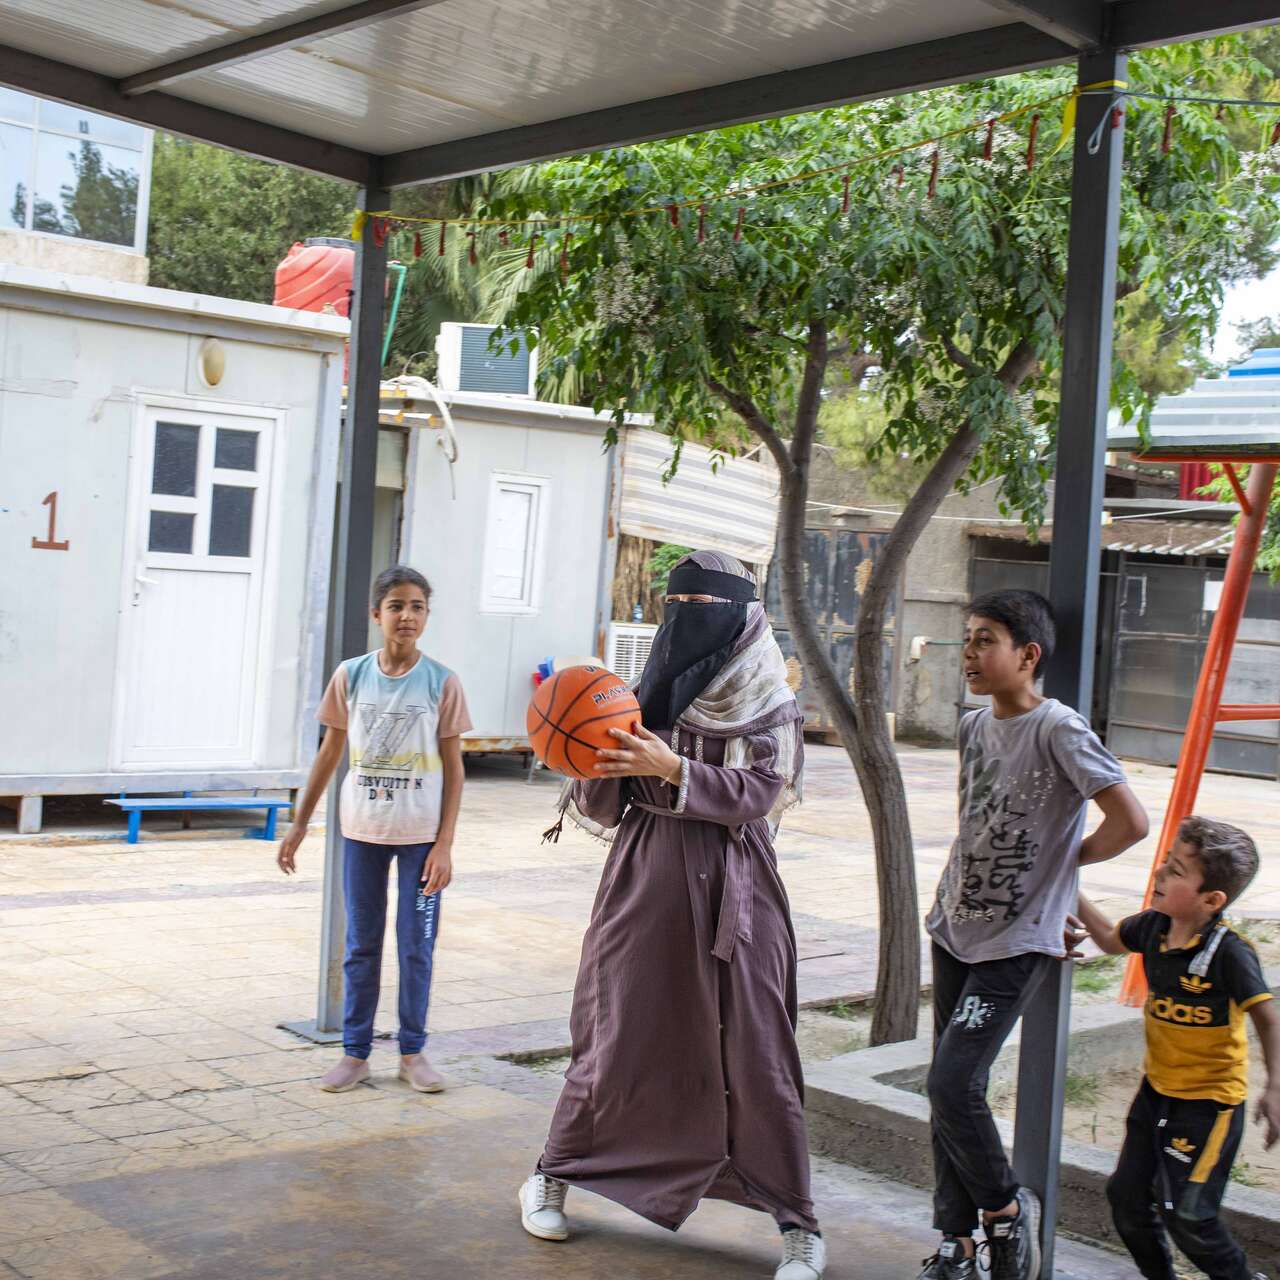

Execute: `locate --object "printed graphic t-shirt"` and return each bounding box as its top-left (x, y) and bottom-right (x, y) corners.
top-left (1119, 909), bottom-right (1272, 1106)
top-left (926, 698), bottom-right (1127, 964)
top-left (317, 651), bottom-right (472, 845)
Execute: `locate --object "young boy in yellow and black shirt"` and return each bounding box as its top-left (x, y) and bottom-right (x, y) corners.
top-left (1075, 816), bottom-right (1280, 1280)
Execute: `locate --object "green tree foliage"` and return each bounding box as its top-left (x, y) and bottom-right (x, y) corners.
top-left (450, 37), bottom-right (1280, 1043)
top-left (147, 135), bottom-right (353, 302)
top-left (1234, 313), bottom-right (1280, 358)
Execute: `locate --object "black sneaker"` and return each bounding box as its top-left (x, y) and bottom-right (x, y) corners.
top-left (918, 1237), bottom-right (978, 1279)
top-left (985, 1187), bottom-right (1042, 1280)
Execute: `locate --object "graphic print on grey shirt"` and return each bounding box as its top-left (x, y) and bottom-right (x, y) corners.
top-left (926, 698), bottom-right (1127, 964)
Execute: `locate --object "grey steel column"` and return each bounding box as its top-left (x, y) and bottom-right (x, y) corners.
top-left (1014, 50), bottom-right (1126, 1276)
top-left (283, 183), bottom-right (389, 1041)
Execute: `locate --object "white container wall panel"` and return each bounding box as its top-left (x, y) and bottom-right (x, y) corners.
top-left (0, 273), bottom-right (342, 786)
top-left (402, 411), bottom-right (611, 742)
top-left (620, 429), bottom-right (780, 564)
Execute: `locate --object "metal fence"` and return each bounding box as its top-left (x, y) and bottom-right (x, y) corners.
top-left (766, 527), bottom-right (897, 736)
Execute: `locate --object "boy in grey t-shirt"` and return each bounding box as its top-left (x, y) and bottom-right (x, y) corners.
top-left (918, 590), bottom-right (1149, 1280)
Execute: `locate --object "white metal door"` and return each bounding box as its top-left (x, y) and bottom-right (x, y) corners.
top-left (114, 404), bottom-right (275, 769)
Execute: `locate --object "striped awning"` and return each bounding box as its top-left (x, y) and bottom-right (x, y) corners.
top-left (620, 429), bottom-right (781, 565)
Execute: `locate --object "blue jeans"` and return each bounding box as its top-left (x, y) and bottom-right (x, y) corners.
top-left (342, 838), bottom-right (441, 1059)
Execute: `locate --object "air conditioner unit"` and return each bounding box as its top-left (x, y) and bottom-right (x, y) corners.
top-left (436, 322), bottom-right (537, 397)
top-left (606, 622), bottom-right (658, 684)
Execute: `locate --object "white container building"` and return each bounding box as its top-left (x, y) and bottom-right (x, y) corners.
top-left (0, 263), bottom-right (347, 832)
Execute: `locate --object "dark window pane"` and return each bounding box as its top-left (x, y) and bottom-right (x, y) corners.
top-left (148, 510), bottom-right (194, 554)
top-left (215, 428), bottom-right (258, 471)
top-left (1, 122), bottom-right (32, 230)
top-left (151, 423), bottom-right (199, 496)
top-left (34, 135), bottom-right (139, 245)
top-left (209, 485), bottom-right (253, 557)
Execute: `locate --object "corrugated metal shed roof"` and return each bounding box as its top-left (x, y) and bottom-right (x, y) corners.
top-left (968, 519), bottom-right (1236, 556)
top-left (1107, 349), bottom-right (1280, 459)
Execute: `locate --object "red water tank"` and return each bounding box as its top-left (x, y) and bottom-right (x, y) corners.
top-left (273, 237), bottom-right (354, 316)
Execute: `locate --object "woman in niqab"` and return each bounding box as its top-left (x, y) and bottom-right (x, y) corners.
top-left (517, 551), bottom-right (826, 1280)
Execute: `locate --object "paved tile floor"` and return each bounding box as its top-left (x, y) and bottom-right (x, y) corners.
top-left (1, 745), bottom-right (1277, 1277)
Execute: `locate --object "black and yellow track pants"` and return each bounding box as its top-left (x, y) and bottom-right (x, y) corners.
top-left (1107, 1078), bottom-right (1250, 1280)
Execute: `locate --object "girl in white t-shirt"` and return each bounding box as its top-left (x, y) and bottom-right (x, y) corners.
top-left (278, 566), bottom-right (471, 1093)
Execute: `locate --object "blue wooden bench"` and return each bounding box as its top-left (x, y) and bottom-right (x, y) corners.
top-left (104, 793), bottom-right (292, 844)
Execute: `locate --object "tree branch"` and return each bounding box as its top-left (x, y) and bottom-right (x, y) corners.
top-left (706, 376), bottom-right (796, 483)
top-left (790, 319), bottom-right (828, 473)
top-left (940, 333), bottom-right (989, 380)
top-left (997, 335), bottom-right (1039, 389)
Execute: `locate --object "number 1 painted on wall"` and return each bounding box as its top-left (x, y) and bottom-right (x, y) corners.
top-left (31, 491), bottom-right (70, 551)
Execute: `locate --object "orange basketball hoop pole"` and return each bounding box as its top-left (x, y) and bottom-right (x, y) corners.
top-left (1119, 459), bottom-right (1279, 1005)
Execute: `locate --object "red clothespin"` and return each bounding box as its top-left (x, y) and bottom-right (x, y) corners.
top-left (667, 203), bottom-right (680, 228)
top-left (413, 230), bottom-right (423, 259)
top-left (697, 204), bottom-right (706, 242)
top-left (467, 229), bottom-right (478, 266)
top-left (733, 207), bottom-right (745, 241)
top-left (983, 118), bottom-right (995, 161)
top-left (559, 231), bottom-right (572, 277)
top-left (499, 228), bottom-right (510, 247)
top-left (372, 217), bottom-right (389, 247)
top-left (1025, 113), bottom-right (1040, 171)
top-left (927, 149), bottom-right (940, 199)
top-left (526, 232), bottom-right (538, 269)
top-left (1161, 103), bottom-right (1176, 155)
top-left (438, 222), bottom-right (447, 256)
top-left (841, 174), bottom-right (850, 214)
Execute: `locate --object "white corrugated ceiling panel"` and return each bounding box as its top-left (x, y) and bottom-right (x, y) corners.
top-left (621, 429), bottom-right (780, 566)
top-left (0, 0), bottom-right (1012, 154)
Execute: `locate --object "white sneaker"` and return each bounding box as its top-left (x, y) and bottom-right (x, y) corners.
top-left (776, 1229), bottom-right (826, 1279)
top-left (519, 1173), bottom-right (569, 1241)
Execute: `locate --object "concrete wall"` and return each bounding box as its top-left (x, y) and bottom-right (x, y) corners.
top-left (806, 447), bottom-right (1051, 744)
top-left (0, 229), bottom-right (148, 285)
top-left (0, 266), bottom-right (345, 792)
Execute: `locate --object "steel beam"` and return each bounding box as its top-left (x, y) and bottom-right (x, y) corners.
top-left (315, 184), bottom-right (389, 1036)
top-left (1110, 0), bottom-right (1280, 47)
top-left (979, 0), bottom-right (1107, 49)
top-left (379, 24), bottom-right (1074, 187)
top-left (0, 42), bottom-right (372, 184)
top-left (1017, 48), bottom-right (1127, 1279)
top-left (121, 0), bottom-right (450, 96)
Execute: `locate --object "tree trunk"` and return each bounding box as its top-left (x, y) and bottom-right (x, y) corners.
top-left (853, 420), bottom-right (983, 1043)
top-left (715, 331), bottom-right (1037, 1045)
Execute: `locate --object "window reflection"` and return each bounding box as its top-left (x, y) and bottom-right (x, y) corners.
top-left (0, 89), bottom-right (147, 250)
top-left (38, 101), bottom-right (145, 149)
top-left (34, 135), bottom-right (140, 246)
top-left (1, 123), bottom-right (31, 229)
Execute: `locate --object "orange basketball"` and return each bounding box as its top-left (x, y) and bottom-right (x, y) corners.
top-left (526, 665), bottom-right (642, 780)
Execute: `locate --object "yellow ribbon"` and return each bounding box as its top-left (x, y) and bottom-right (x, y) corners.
top-left (349, 209), bottom-right (368, 241)
top-left (1053, 79), bottom-right (1130, 154)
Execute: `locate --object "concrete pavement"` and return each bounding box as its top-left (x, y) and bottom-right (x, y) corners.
top-left (2, 744), bottom-right (1278, 1277)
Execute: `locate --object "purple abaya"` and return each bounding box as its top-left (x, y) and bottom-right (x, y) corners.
top-left (538, 728), bottom-right (817, 1233)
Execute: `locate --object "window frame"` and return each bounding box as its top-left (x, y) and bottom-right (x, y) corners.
top-left (478, 470), bottom-right (551, 616)
top-left (0, 91), bottom-right (152, 254)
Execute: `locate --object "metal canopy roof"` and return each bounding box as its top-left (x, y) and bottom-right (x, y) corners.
top-left (0, 0), bottom-right (1276, 188)
top-left (1108, 350), bottom-right (1280, 459)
